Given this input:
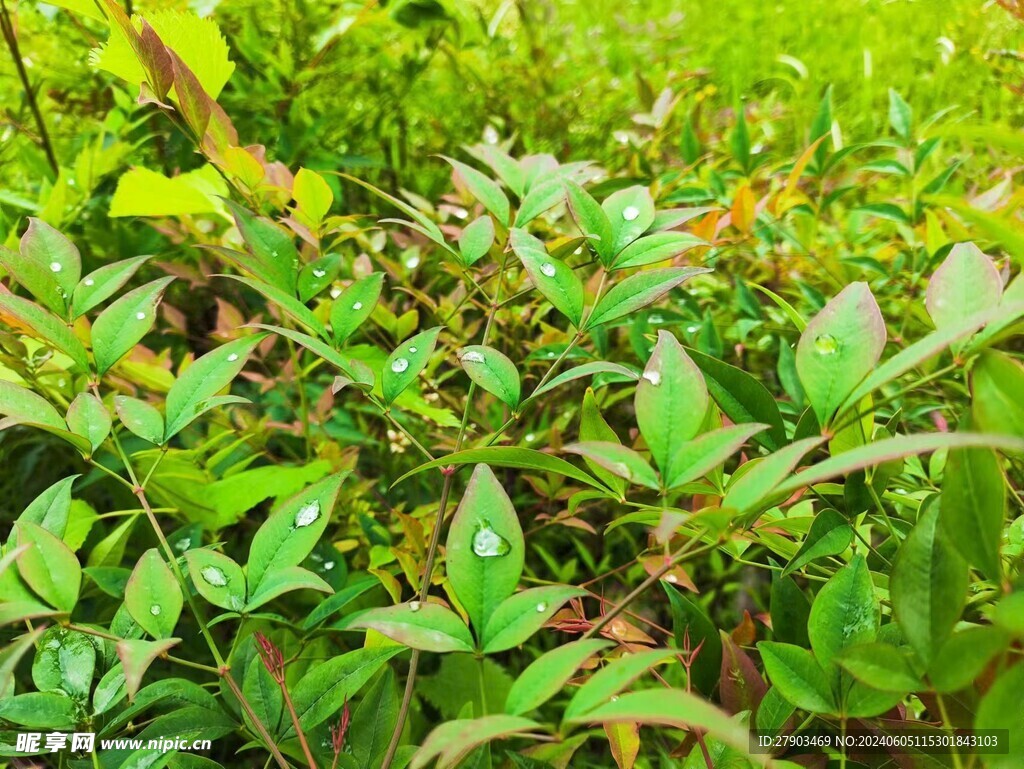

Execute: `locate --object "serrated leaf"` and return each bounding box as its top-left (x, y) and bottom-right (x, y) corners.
top-left (164, 334), bottom-right (266, 439)
top-left (125, 548), bottom-right (182, 639)
top-left (92, 277), bottom-right (173, 374)
top-left (510, 228), bottom-right (585, 328)
top-left (504, 640), bottom-right (609, 716)
top-left (482, 585), bottom-right (588, 653)
top-left (458, 344), bottom-right (520, 408)
top-left (445, 464), bottom-right (524, 633)
top-left (586, 267), bottom-right (711, 329)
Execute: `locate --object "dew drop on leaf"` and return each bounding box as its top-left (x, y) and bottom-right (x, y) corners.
top-left (535, 602), bottom-right (548, 613)
top-left (642, 370), bottom-right (661, 386)
top-left (135, 312), bottom-right (146, 320)
top-left (149, 604), bottom-right (161, 616)
top-left (391, 357), bottom-right (410, 374)
top-left (323, 561), bottom-right (334, 571)
top-left (50, 262), bottom-right (62, 273)
top-left (814, 334), bottom-right (841, 355)
top-left (227, 353), bottom-right (239, 362)
top-left (409, 600), bottom-right (421, 612)
top-left (313, 268), bottom-right (326, 278)
top-left (472, 522), bottom-right (511, 558)
top-left (406, 256), bottom-right (420, 269)
top-left (409, 346), bottom-right (418, 353)
top-left (540, 262), bottom-right (557, 278)
top-left (622, 206), bottom-right (640, 221)
top-left (294, 500), bottom-right (321, 528)
top-left (84, 278), bottom-right (94, 286)
top-left (200, 566), bottom-right (227, 587)
top-left (352, 301), bottom-right (363, 310)
top-left (462, 350), bottom-right (485, 363)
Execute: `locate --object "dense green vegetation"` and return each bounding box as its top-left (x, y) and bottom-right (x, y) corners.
top-left (2, 1), bottom-right (1024, 768)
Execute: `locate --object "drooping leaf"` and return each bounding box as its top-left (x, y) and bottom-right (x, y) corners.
top-left (382, 326), bottom-right (442, 405)
top-left (445, 464), bottom-right (525, 633)
top-left (125, 548), bottom-right (183, 639)
top-left (795, 282), bottom-right (886, 427)
top-left (458, 345), bottom-right (521, 408)
top-left (504, 640), bottom-right (610, 716)
top-left (349, 602), bottom-right (474, 652)
top-left (586, 267), bottom-right (711, 329)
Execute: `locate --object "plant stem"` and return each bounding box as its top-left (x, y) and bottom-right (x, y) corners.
top-left (0, 0), bottom-right (58, 174)
top-left (282, 684), bottom-right (318, 769)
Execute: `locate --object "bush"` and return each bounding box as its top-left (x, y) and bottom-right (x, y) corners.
top-left (1, 2), bottom-right (1023, 769)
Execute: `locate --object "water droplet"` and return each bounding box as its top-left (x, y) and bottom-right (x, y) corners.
top-left (622, 206), bottom-right (640, 221)
top-left (175, 538), bottom-right (190, 552)
top-left (525, 433), bottom-right (536, 442)
top-left (227, 353), bottom-right (239, 362)
top-left (461, 350), bottom-right (485, 364)
top-left (149, 605), bottom-right (162, 616)
top-left (408, 346), bottom-right (418, 354)
top-left (352, 301), bottom-right (363, 310)
top-left (814, 334), bottom-right (840, 355)
top-left (135, 312), bottom-right (146, 321)
top-left (610, 695), bottom-right (620, 702)
top-left (201, 566), bottom-right (227, 587)
top-left (453, 207), bottom-right (468, 220)
top-left (313, 268), bottom-right (327, 278)
top-left (84, 278), bottom-right (94, 287)
top-left (391, 358), bottom-right (410, 374)
top-left (323, 561), bottom-right (335, 571)
top-left (483, 125), bottom-right (500, 144)
top-left (50, 262), bottom-right (62, 273)
top-left (540, 262), bottom-right (557, 278)
top-left (472, 522), bottom-right (511, 558)
top-left (666, 574), bottom-right (678, 583)
top-left (271, 250), bottom-right (279, 258)
top-left (648, 313), bottom-right (664, 325)
top-left (409, 601), bottom-right (421, 612)
top-left (294, 501), bottom-right (321, 528)
top-left (547, 351), bottom-right (556, 358)
top-left (895, 488), bottom-right (907, 495)
top-left (642, 370), bottom-right (661, 386)
top-left (535, 602), bottom-right (548, 613)
top-left (610, 619), bottom-right (628, 637)
top-left (330, 287), bottom-right (342, 299)
top-left (406, 256), bottom-right (420, 269)
top-left (686, 325), bottom-right (699, 333)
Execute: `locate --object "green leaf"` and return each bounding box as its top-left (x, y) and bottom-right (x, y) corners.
top-left (411, 715), bottom-right (540, 769)
top-left (32, 626), bottom-right (95, 703)
top-left (611, 232), bottom-right (706, 270)
top-left (773, 432), bottom-right (1024, 500)
top-left (293, 167), bottom-right (333, 224)
top-left (929, 626), bottom-right (1010, 692)
top-left (510, 228), bottom-right (585, 328)
top-left (445, 464), bottom-right (525, 633)
top-left (722, 436), bottom-right (825, 515)
top-left (330, 273), bottom-right (385, 344)
top-left (565, 689), bottom-right (755, 759)
top-left (117, 638), bottom-right (181, 701)
top-left (663, 585), bottom-right (721, 695)
top-left (504, 640), bottom-right (609, 716)
top-left (514, 176), bottom-right (564, 227)
top-left (563, 648), bottom-right (677, 719)
top-left (565, 181), bottom-right (614, 265)
top-left (443, 156), bottom-right (510, 225)
top-left (835, 643), bottom-right (922, 692)
top-left (757, 642), bottom-right (836, 714)
top-left (66, 392), bottom-right (111, 454)
top-left (635, 331), bottom-right (708, 483)
top-left (532, 362), bottom-right (638, 399)
top-left (243, 566), bottom-right (332, 611)
top-left (297, 253), bottom-right (341, 302)
top-left (71, 255), bottom-right (151, 319)
top-left (0, 691), bottom-right (77, 729)
top-left (115, 395), bottom-right (165, 445)
top-left (302, 577), bottom-right (378, 629)
top-left (109, 166), bottom-right (224, 218)
top-left (665, 423), bottom-right (768, 490)
top-left (91, 277), bottom-right (174, 374)
top-left (125, 548), bottom-right (183, 639)
top-left (578, 388), bottom-right (627, 497)
top-left (339, 174), bottom-right (453, 255)
top-left (0, 245), bottom-right (66, 316)
top-left (246, 472), bottom-right (344, 593)
top-left (220, 274), bottom-right (325, 338)
top-left (563, 441), bottom-right (660, 489)
top-left (458, 345), bottom-right (521, 408)
top-left (17, 476), bottom-right (76, 538)
top-left (92, 663), bottom-right (127, 715)
top-left (252, 323), bottom-right (374, 388)
top-left (0, 291), bottom-right (89, 369)
top-left (290, 646), bottom-right (404, 731)
top-left (224, 200), bottom-right (298, 294)
top-left (972, 350), bottom-right (1024, 439)
top-left (926, 242), bottom-right (1002, 348)
top-left (164, 334), bottom-right (266, 439)
top-left (782, 509), bottom-right (852, 576)
top-left (392, 447), bottom-right (610, 493)
top-left (795, 282), bottom-right (886, 427)
top-left (14, 521), bottom-right (81, 612)
top-left (0, 380), bottom-right (66, 431)
top-left (808, 555), bottom-right (878, 673)
top-left (20, 218), bottom-right (81, 299)
top-left (975, 659), bottom-right (1024, 769)
top-left (349, 602), bottom-right (474, 652)
top-left (586, 267), bottom-right (711, 329)
top-left (383, 326), bottom-right (442, 405)
top-left (941, 444), bottom-right (1005, 579)
top-left (458, 216), bottom-right (495, 266)
top-left (687, 347), bottom-right (786, 450)
top-left (888, 88), bottom-right (912, 139)
top-left (602, 186), bottom-right (655, 255)
top-left (351, 667), bottom-right (399, 769)
top-left (242, 658), bottom-right (283, 738)
top-left (891, 505), bottom-right (966, 666)
top-left (184, 549), bottom-right (245, 612)
top-left (482, 585), bottom-right (588, 653)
